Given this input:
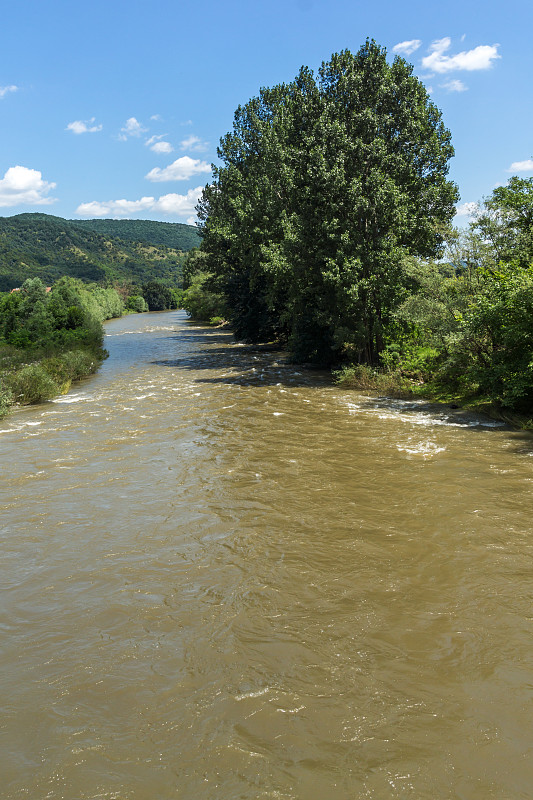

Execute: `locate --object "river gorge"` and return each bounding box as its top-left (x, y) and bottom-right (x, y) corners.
top-left (1, 310), bottom-right (533, 799)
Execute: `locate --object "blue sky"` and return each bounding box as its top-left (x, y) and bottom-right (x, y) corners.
top-left (0, 0), bottom-right (531, 225)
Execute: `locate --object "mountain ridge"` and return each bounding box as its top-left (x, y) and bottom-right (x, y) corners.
top-left (0, 213), bottom-right (200, 291)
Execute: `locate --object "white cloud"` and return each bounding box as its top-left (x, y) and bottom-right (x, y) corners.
top-left (392, 39), bottom-right (421, 56)
top-left (118, 117), bottom-right (148, 140)
top-left (151, 141), bottom-right (174, 154)
top-left (455, 201), bottom-right (479, 219)
top-left (66, 117), bottom-right (103, 134)
top-left (145, 135), bottom-right (173, 154)
top-left (145, 156), bottom-right (211, 182)
top-left (440, 79), bottom-right (468, 92)
top-left (75, 186), bottom-right (203, 220)
top-left (76, 197), bottom-right (155, 216)
top-left (508, 159), bottom-right (533, 173)
top-left (180, 134), bottom-right (208, 152)
top-left (422, 37), bottom-right (500, 73)
top-left (0, 85), bottom-right (18, 99)
top-left (155, 187), bottom-right (202, 216)
top-left (150, 114), bottom-right (162, 121)
top-left (0, 165), bottom-right (56, 207)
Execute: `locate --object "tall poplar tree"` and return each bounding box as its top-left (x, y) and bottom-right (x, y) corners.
top-left (198, 40), bottom-right (458, 364)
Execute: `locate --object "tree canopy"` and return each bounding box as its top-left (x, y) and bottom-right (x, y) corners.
top-left (197, 41), bottom-right (459, 364)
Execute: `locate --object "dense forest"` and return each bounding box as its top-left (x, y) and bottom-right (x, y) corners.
top-left (0, 213), bottom-right (198, 291)
top-left (185, 41), bottom-right (533, 420)
top-left (72, 218), bottom-right (201, 251)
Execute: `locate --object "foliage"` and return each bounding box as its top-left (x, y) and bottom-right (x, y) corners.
top-left (4, 363), bottom-right (60, 404)
top-left (73, 217), bottom-right (201, 251)
top-left (379, 177), bottom-right (533, 413)
top-left (181, 272), bottom-right (227, 322)
top-left (0, 276), bottom-right (116, 414)
top-left (334, 364), bottom-right (412, 395)
top-left (142, 280), bottom-right (176, 311)
top-left (182, 247), bottom-right (210, 288)
top-left (198, 41), bottom-right (458, 364)
top-left (473, 177), bottom-right (533, 267)
top-left (439, 263), bottom-right (533, 410)
top-left (126, 294), bottom-right (149, 313)
top-left (0, 381), bottom-right (13, 418)
top-left (0, 213), bottom-right (185, 291)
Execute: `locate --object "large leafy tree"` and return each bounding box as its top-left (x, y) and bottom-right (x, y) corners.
top-left (198, 41), bottom-right (458, 364)
top-left (473, 177), bottom-right (533, 267)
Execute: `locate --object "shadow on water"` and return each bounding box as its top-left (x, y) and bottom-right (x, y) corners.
top-left (151, 349), bottom-right (332, 388)
top-left (156, 319), bottom-right (533, 446)
top-left (152, 321), bottom-right (333, 388)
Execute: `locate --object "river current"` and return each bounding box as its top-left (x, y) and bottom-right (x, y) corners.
top-left (1, 310), bottom-right (533, 799)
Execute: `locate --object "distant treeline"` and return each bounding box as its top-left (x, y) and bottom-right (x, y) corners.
top-left (72, 217), bottom-right (201, 250)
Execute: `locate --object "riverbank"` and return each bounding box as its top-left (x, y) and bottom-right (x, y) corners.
top-left (0, 344), bottom-right (106, 418)
top-left (334, 364), bottom-right (533, 431)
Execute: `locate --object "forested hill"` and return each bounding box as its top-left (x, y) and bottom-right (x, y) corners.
top-left (0, 213), bottom-right (193, 291)
top-left (71, 218), bottom-right (201, 250)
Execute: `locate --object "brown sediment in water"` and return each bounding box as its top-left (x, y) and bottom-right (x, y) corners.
top-left (1, 310), bottom-right (533, 799)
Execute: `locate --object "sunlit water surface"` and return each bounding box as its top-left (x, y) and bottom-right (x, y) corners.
top-left (1, 311), bottom-right (533, 799)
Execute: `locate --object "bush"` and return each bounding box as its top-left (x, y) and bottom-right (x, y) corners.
top-left (4, 363), bottom-right (60, 405)
top-left (41, 349), bottom-right (98, 385)
top-left (334, 364), bottom-right (412, 395)
top-left (181, 272), bottom-right (227, 321)
top-left (126, 295), bottom-right (149, 313)
top-left (0, 382), bottom-right (13, 418)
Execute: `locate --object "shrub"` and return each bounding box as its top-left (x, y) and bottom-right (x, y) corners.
top-left (4, 363), bottom-right (59, 405)
top-left (0, 382), bottom-right (13, 418)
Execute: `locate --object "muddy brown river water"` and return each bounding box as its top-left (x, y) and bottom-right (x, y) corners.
top-left (1, 310), bottom-right (533, 799)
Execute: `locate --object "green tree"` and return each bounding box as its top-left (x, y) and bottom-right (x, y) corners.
top-left (473, 176), bottom-right (533, 267)
top-left (198, 41), bottom-right (458, 364)
top-left (142, 281), bottom-right (174, 311)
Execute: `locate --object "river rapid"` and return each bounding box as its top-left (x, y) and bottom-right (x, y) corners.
top-left (1, 310), bottom-right (533, 799)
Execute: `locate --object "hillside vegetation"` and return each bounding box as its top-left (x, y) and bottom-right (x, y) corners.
top-left (0, 213), bottom-right (198, 291)
top-left (72, 217), bottom-right (201, 250)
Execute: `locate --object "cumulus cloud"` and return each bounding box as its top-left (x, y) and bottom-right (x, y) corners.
top-left (119, 117), bottom-right (148, 140)
top-left (75, 186), bottom-right (203, 220)
top-left (455, 201), bottom-right (479, 219)
top-left (0, 165), bottom-right (56, 208)
top-left (422, 37), bottom-right (500, 73)
top-left (508, 159), bottom-right (533, 173)
top-left (155, 188), bottom-right (203, 215)
top-left (66, 117), bottom-right (103, 134)
top-left (440, 79), bottom-right (468, 92)
top-left (180, 134), bottom-right (208, 152)
top-left (392, 39), bottom-right (421, 56)
top-left (145, 134), bottom-right (173, 154)
top-left (151, 141), bottom-right (173, 154)
top-left (145, 156), bottom-right (211, 182)
top-left (0, 85), bottom-right (18, 99)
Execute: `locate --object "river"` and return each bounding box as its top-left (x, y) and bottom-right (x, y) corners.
top-left (1, 310), bottom-right (533, 799)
